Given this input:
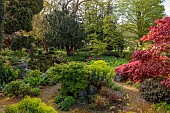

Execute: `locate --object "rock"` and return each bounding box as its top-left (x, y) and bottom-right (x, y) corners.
top-left (114, 74), bottom-right (126, 82)
top-left (55, 57), bottom-right (60, 64)
top-left (12, 60), bottom-right (30, 78)
top-left (18, 60), bottom-right (28, 69)
top-left (40, 73), bottom-right (46, 78)
top-left (89, 85), bottom-right (98, 95)
top-left (79, 90), bottom-right (88, 97)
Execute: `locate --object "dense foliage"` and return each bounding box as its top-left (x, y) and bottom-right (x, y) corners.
top-left (24, 70), bottom-right (42, 87)
top-left (45, 62), bottom-right (88, 97)
top-left (4, 0), bottom-right (43, 34)
top-left (10, 35), bottom-right (34, 50)
top-left (46, 10), bottom-right (86, 56)
top-left (153, 102), bottom-right (170, 112)
top-left (0, 62), bottom-right (18, 85)
top-left (5, 96), bottom-right (57, 113)
top-left (139, 78), bottom-right (170, 103)
top-left (114, 0), bottom-right (165, 50)
top-left (0, 0), bottom-right (169, 112)
top-left (57, 96), bottom-right (75, 111)
top-left (4, 80), bottom-right (31, 97)
top-left (115, 17), bottom-right (170, 84)
top-left (87, 60), bottom-right (114, 89)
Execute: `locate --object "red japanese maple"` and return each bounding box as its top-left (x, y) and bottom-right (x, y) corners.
top-left (115, 17), bottom-right (170, 86)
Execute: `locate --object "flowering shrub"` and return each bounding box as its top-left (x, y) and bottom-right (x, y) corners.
top-left (115, 16), bottom-right (170, 85)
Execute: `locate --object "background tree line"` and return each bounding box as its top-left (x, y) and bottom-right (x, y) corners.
top-left (0, 0), bottom-right (165, 56)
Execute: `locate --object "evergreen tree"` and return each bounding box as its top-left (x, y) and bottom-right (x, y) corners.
top-left (46, 10), bottom-right (86, 56)
top-left (4, 0), bottom-right (44, 34)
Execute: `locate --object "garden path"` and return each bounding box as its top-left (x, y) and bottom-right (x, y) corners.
top-left (115, 82), bottom-right (153, 113)
top-left (0, 83), bottom-right (153, 113)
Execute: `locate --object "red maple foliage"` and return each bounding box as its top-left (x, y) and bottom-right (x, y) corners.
top-left (115, 17), bottom-right (170, 86)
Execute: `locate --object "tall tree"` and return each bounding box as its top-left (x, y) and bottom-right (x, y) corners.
top-left (4, 0), bottom-right (44, 34)
top-left (82, 0), bottom-right (125, 52)
top-left (46, 10), bottom-right (86, 56)
top-left (0, 0), bottom-right (4, 50)
top-left (103, 15), bottom-right (124, 52)
top-left (114, 0), bottom-right (165, 48)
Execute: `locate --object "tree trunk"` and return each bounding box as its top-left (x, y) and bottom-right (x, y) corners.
top-left (0, 0), bottom-right (4, 51)
top-left (42, 38), bottom-right (48, 53)
top-left (66, 44), bottom-right (74, 56)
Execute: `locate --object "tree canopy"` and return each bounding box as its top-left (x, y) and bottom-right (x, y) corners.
top-left (4, 0), bottom-right (44, 34)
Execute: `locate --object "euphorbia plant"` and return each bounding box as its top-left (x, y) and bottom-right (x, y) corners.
top-left (115, 16), bottom-right (170, 87)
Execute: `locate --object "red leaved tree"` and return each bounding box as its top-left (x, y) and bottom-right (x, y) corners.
top-left (115, 16), bottom-right (170, 87)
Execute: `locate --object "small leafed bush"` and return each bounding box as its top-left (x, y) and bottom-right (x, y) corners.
top-left (54, 96), bottom-right (63, 103)
top-left (10, 35), bottom-right (35, 50)
top-left (24, 70), bottom-right (42, 87)
top-left (28, 54), bottom-right (56, 72)
top-left (46, 62), bottom-right (88, 97)
top-left (87, 60), bottom-right (114, 89)
top-left (57, 96), bottom-right (75, 111)
top-left (4, 80), bottom-right (31, 97)
top-left (99, 86), bottom-right (111, 97)
top-left (5, 96), bottom-right (57, 113)
top-left (94, 95), bottom-right (109, 109)
top-left (139, 78), bottom-right (170, 103)
top-left (99, 56), bottom-right (127, 68)
top-left (30, 88), bottom-right (41, 96)
top-left (153, 102), bottom-right (170, 112)
top-left (4, 80), bottom-right (40, 97)
top-left (0, 62), bottom-right (18, 85)
top-left (107, 91), bottom-right (125, 104)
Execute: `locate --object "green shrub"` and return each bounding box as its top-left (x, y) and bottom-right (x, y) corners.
top-left (78, 48), bottom-right (91, 52)
top-left (5, 104), bottom-right (19, 113)
top-left (126, 80), bottom-right (133, 85)
top-left (57, 96), bottom-right (75, 111)
top-left (0, 50), bottom-right (28, 65)
top-left (46, 62), bottom-right (88, 97)
top-left (111, 84), bottom-right (123, 92)
top-left (40, 64), bottom-right (66, 85)
top-left (54, 96), bottom-right (63, 103)
top-left (133, 82), bottom-right (140, 88)
top-left (87, 60), bottom-right (114, 89)
top-left (28, 54), bottom-right (56, 72)
top-left (24, 70), bottom-right (42, 87)
top-left (119, 51), bottom-right (133, 61)
top-left (4, 80), bottom-right (41, 97)
top-left (10, 35), bottom-right (35, 50)
top-left (139, 78), bottom-right (170, 103)
top-left (63, 52), bottom-right (92, 62)
top-left (99, 56), bottom-right (128, 68)
top-left (4, 80), bottom-right (31, 97)
top-left (0, 62), bottom-right (18, 85)
top-left (30, 88), bottom-right (41, 96)
top-left (5, 96), bottom-right (57, 113)
top-left (153, 102), bottom-right (170, 112)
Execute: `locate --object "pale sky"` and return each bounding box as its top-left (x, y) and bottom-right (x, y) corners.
top-left (164, 0), bottom-right (170, 16)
